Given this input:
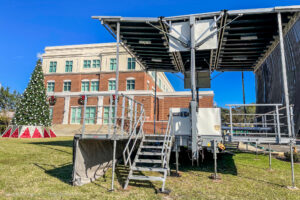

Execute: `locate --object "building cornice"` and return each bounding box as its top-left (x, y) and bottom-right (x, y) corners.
top-left (47, 90), bottom-right (214, 98)
top-left (44, 70), bottom-right (145, 76)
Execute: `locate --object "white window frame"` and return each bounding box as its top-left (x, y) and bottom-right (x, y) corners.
top-left (108, 78), bottom-right (116, 91)
top-left (81, 79), bottom-right (90, 92)
top-left (47, 81), bottom-right (55, 92)
top-left (126, 78), bottom-right (135, 91)
top-left (91, 79), bottom-right (99, 92)
top-left (70, 106), bottom-right (82, 124)
top-left (63, 80), bottom-right (71, 92)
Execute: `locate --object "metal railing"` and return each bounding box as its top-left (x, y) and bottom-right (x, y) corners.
top-left (121, 95), bottom-right (145, 167)
top-left (223, 104), bottom-right (295, 143)
top-left (161, 112), bottom-right (174, 169)
top-left (75, 94), bottom-right (145, 136)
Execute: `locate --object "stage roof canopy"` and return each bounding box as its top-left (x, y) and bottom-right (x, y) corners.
top-left (93, 6), bottom-right (300, 73)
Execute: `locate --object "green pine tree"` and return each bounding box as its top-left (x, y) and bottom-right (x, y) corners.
top-left (12, 59), bottom-right (51, 126)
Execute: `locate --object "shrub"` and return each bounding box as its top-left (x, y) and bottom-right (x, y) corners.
top-left (0, 125), bottom-right (7, 135)
top-left (284, 151), bottom-right (300, 162)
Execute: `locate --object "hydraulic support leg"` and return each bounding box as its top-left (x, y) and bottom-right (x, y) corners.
top-left (176, 143), bottom-right (179, 175)
top-left (288, 141), bottom-right (298, 190)
top-left (268, 143), bottom-right (272, 171)
top-left (110, 21), bottom-right (120, 192)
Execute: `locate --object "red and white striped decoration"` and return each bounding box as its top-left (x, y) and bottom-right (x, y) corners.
top-left (1, 125), bottom-right (56, 138)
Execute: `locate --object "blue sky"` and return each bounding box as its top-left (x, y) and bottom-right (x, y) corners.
top-left (0, 0), bottom-right (299, 107)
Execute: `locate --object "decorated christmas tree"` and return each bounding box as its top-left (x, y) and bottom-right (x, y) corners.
top-left (12, 59), bottom-right (51, 126)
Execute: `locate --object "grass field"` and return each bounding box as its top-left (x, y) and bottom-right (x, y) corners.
top-left (0, 137), bottom-right (299, 200)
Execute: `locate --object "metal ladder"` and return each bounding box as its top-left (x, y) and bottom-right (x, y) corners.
top-left (123, 114), bottom-right (174, 192)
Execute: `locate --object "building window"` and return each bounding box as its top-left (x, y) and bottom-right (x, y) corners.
top-left (85, 107), bottom-right (96, 124)
top-left (91, 81), bottom-right (99, 91)
top-left (83, 60), bottom-right (91, 68)
top-left (108, 80), bottom-right (116, 90)
top-left (71, 107), bottom-right (82, 124)
top-left (127, 58), bottom-right (136, 70)
top-left (49, 107), bottom-right (53, 121)
top-left (110, 58), bottom-right (116, 70)
top-left (49, 61), bottom-right (57, 72)
top-left (81, 81), bottom-right (89, 91)
top-left (103, 106), bottom-right (115, 124)
top-left (126, 79), bottom-right (135, 90)
top-left (63, 81), bottom-right (71, 92)
top-left (47, 82), bottom-right (55, 92)
top-left (151, 71), bottom-right (156, 78)
top-left (92, 59), bottom-right (100, 68)
top-left (158, 79), bottom-right (162, 88)
top-left (65, 61), bottom-right (73, 72)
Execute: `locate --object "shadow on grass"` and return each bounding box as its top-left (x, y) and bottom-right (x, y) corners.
top-left (34, 163), bottom-right (73, 184)
top-left (170, 149), bottom-right (238, 176)
top-left (29, 140), bottom-right (73, 147)
top-left (115, 164), bottom-right (156, 190)
top-left (29, 140), bottom-right (73, 155)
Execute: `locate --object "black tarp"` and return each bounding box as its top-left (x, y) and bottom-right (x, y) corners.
top-left (255, 17), bottom-right (300, 137)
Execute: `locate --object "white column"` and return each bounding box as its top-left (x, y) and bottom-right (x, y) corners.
top-left (63, 96), bottom-right (70, 124)
top-left (97, 96), bottom-right (103, 125)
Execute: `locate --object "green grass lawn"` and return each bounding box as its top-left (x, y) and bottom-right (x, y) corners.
top-left (0, 137), bottom-right (299, 200)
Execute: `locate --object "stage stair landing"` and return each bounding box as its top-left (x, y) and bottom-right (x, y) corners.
top-left (124, 134), bottom-right (173, 192)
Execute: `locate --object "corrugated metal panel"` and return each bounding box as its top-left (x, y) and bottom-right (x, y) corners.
top-left (255, 18), bottom-right (300, 136)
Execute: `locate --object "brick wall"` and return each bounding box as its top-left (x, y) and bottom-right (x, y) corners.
top-left (44, 71), bottom-right (162, 92)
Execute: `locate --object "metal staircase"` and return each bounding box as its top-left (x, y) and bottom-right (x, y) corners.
top-left (123, 113), bottom-right (174, 192)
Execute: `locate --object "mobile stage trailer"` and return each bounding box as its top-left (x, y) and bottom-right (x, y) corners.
top-left (72, 5), bottom-right (300, 192)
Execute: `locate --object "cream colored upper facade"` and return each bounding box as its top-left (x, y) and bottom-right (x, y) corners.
top-left (42, 43), bottom-right (174, 92)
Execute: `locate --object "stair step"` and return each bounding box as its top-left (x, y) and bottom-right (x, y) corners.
top-left (138, 152), bottom-right (163, 156)
top-left (143, 140), bottom-right (164, 143)
top-left (141, 145), bottom-right (163, 149)
top-left (129, 175), bottom-right (164, 182)
top-left (135, 159), bottom-right (162, 163)
top-left (145, 134), bottom-right (165, 137)
top-left (132, 166), bottom-right (166, 172)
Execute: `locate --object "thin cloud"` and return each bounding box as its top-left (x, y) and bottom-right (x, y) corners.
top-left (37, 52), bottom-right (43, 59)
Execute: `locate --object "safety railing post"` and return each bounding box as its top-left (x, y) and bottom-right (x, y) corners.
top-left (275, 105), bottom-right (281, 143)
top-left (129, 99), bottom-right (133, 134)
top-left (108, 95), bottom-right (112, 135)
top-left (134, 102), bottom-right (137, 135)
top-left (121, 96), bottom-right (125, 135)
top-left (81, 95), bottom-right (87, 136)
top-left (229, 106), bottom-right (233, 141)
top-left (290, 106), bottom-right (295, 138)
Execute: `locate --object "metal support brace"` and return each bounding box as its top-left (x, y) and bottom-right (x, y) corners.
top-left (110, 21), bottom-right (120, 192)
top-left (277, 12), bottom-right (292, 138)
top-left (81, 95), bottom-right (87, 135)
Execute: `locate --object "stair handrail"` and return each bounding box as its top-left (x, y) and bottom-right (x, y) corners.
top-left (161, 112), bottom-right (173, 168)
top-left (123, 107), bottom-right (145, 167)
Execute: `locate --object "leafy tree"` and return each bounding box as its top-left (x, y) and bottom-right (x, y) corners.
top-left (0, 87), bottom-right (20, 111)
top-left (12, 59), bottom-right (51, 126)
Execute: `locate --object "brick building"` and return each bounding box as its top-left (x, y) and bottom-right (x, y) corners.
top-left (42, 43), bottom-right (214, 133)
